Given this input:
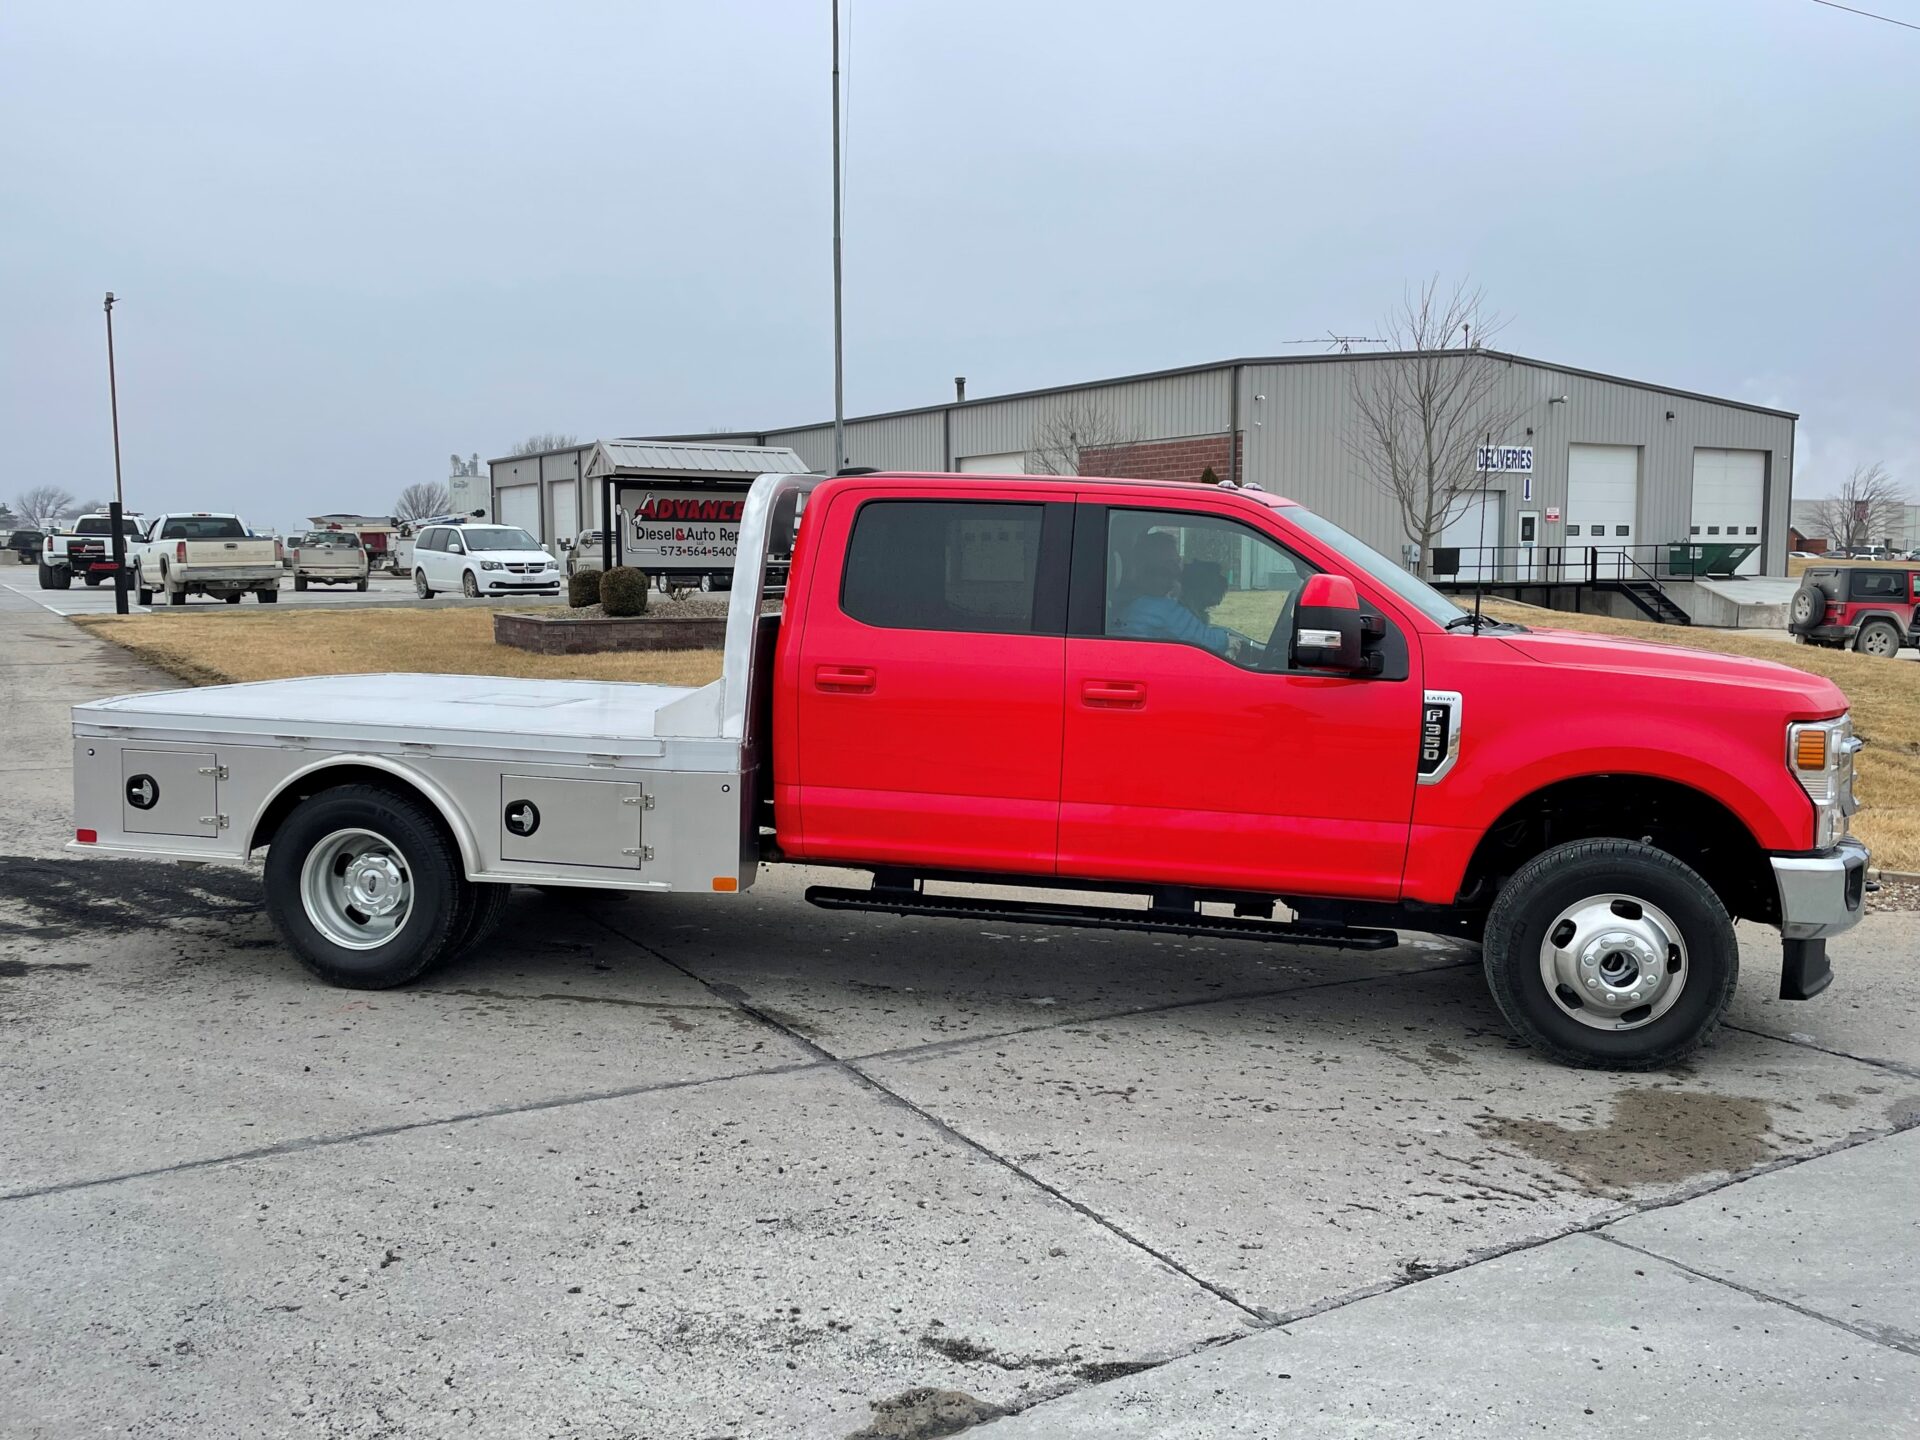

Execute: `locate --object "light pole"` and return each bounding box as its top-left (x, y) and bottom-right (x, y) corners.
top-left (830, 0), bottom-right (845, 476)
top-left (103, 292), bottom-right (130, 614)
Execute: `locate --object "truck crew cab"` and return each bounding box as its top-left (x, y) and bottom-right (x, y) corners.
top-left (71, 472), bottom-right (1868, 1069)
top-left (39, 512), bottom-right (144, 589)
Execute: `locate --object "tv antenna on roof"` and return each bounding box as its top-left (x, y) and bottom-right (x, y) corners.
top-left (1279, 331), bottom-right (1388, 353)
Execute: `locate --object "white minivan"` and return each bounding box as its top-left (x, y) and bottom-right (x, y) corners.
top-left (412, 523), bottom-right (561, 599)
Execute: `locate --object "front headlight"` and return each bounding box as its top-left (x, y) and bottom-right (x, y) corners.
top-left (1787, 714), bottom-right (1861, 850)
top-left (479, 559), bottom-right (503, 571)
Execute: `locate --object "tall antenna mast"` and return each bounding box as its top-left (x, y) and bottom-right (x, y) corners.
top-left (830, 1), bottom-right (846, 475)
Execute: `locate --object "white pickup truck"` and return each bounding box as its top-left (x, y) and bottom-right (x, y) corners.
top-left (39, 513), bottom-right (145, 590)
top-left (130, 513), bottom-right (283, 606)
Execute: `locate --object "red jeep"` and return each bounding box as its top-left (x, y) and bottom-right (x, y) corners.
top-left (1789, 566), bottom-right (1920, 657)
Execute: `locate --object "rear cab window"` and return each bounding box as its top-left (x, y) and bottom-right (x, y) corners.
top-left (840, 499), bottom-right (1062, 635)
top-left (159, 516), bottom-right (246, 540)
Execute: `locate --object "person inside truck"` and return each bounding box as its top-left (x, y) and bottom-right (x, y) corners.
top-left (1179, 559), bottom-right (1229, 625)
top-left (1112, 530), bottom-right (1238, 657)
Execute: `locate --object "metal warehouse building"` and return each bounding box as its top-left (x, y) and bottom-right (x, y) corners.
top-left (498, 350), bottom-right (1796, 581)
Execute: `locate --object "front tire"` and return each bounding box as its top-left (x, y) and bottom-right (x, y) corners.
top-left (462, 570), bottom-right (480, 598)
top-left (415, 570), bottom-right (433, 598)
top-left (264, 785), bottom-right (467, 989)
top-left (355, 577), bottom-right (369, 592)
top-left (294, 575), bottom-right (308, 591)
top-left (1482, 839), bottom-right (1737, 1070)
top-left (135, 569), bottom-right (155, 606)
top-left (257, 587), bottom-right (278, 603)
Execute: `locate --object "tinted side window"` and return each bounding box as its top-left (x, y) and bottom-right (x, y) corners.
top-left (842, 500), bottom-right (1046, 634)
top-left (1858, 572), bottom-right (1905, 598)
top-left (1101, 508), bottom-right (1314, 671)
top-left (418, 528), bottom-right (443, 552)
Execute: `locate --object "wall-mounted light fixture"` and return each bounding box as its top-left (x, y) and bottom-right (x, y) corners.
top-left (1666, 410), bottom-right (1676, 421)
top-left (1547, 395), bottom-right (1569, 406)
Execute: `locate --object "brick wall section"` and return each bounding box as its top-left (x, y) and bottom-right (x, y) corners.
top-left (1079, 433), bottom-right (1241, 486)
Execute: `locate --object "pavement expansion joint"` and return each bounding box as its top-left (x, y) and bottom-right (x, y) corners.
top-left (1592, 1230), bottom-right (1920, 1358)
top-left (1722, 1021), bottom-right (1920, 1081)
top-left (588, 911), bottom-right (1280, 1326)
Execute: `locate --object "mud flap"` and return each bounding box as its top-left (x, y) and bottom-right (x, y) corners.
top-left (1780, 938), bottom-right (1833, 1001)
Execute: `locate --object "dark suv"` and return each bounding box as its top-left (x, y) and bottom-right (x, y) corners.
top-left (1789, 566), bottom-right (1920, 656)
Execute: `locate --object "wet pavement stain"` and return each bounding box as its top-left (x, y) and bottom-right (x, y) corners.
top-left (1475, 1089), bottom-right (1778, 1197)
top-left (845, 1387), bottom-right (1008, 1439)
top-left (0, 854), bottom-right (259, 941)
top-left (0, 959), bottom-right (91, 977)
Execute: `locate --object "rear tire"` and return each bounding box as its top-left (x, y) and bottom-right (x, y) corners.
top-left (85, 574), bottom-right (102, 587)
top-left (1787, 582), bottom-right (1827, 635)
top-left (294, 575), bottom-right (308, 592)
top-left (1482, 839), bottom-right (1737, 1070)
top-left (168, 586), bottom-right (186, 606)
top-left (1856, 619), bottom-right (1901, 658)
top-left (456, 882), bottom-right (513, 953)
top-left (264, 784), bottom-right (467, 989)
top-left (356, 577), bottom-right (369, 592)
top-left (224, 593), bottom-right (242, 604)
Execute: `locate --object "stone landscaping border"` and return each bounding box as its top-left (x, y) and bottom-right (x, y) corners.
top-left (493, 610), bottom-right (727, 655)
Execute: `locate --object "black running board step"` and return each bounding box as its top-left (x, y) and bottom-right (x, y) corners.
top-left (805, 886), bottom-right (1398, 950)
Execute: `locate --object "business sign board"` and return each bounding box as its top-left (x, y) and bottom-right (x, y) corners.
top-left (1475, 445), bottom-right (1533, 474)
top-left (621, 489), bottom-right (745, 571)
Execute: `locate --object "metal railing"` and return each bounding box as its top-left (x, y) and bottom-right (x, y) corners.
top-left (1427, 541), bottom-right (1758, 586)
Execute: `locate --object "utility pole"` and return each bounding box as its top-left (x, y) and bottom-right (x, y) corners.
top-left (830, 0), bottom-right (846, 475)
top-left (103, 292), bottom-right (130, 615)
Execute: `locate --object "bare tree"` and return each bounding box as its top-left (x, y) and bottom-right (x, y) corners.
top-left (14, 486), bottom-right (76, 528)
top-left (507, 432), bottom-right (580, 457)
top-left (1803, 463), bottom-right (1907, 550)
top-left (1345, 278), bottom-right (1525, 574)
top-left (395, 481), bottom-right (452, 522)
top-left (1027, 400), bottom-right (1138, 476)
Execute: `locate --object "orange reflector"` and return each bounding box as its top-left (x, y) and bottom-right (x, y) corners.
top-left (711, 876), bottom-right (739, 893)
top-left (75, 829), bottom-right (97, 844)
top-left (1794, 730), bottom-right (1828, 770)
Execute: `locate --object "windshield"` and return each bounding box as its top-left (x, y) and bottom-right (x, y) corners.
top-left (463, 527), bottom-right (540, 551)
top-left (75, 516), bottom-right (143, 537)
top-left (301, 533), bottom-right (357, 548)
top-left (1285, 506), bottom-right (1468, 626)
top-left (158, 516), bottom-right (246, 540)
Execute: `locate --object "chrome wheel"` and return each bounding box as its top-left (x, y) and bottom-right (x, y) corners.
top-left (1537, 892), bottom-right (1687, 1032)
top-left (300, 828), bottom-right (413, 951)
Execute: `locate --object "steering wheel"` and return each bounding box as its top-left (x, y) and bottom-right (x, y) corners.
top-left (1254, 587), bottom-right (1302, 672)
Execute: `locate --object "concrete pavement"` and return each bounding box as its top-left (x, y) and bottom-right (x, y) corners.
top-left (1, 594), bottom-right (1916, 1438)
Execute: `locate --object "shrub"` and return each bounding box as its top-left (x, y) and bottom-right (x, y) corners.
top-left (567, 569), bottom-right (602, 608)
top-left (599, 565), bottom-right (650, 617)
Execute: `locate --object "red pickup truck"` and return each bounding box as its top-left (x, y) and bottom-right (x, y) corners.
top-left (70, 471), bottom-right (1868, 1070)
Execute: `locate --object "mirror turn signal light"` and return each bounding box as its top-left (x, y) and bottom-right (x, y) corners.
top-left (1793, 730), bottom-right (1828, 771)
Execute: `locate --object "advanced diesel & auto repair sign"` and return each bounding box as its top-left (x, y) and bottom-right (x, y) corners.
top-left (622, 491), bottom-right (745, 569)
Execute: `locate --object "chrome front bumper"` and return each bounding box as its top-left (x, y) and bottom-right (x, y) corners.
top-left (1771, 838), bottom-right (1870, 941)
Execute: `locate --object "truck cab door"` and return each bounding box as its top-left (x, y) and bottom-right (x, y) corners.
top-left (782, 487), bottom-right (1073, 875)
top-left (1060, 502), bottom-right (1422, 899)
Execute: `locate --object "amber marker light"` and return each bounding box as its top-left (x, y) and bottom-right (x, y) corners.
top-left (711, 876), bottom-right (739, 892)
top-left (1794, 730), bottom-right (1829, 771)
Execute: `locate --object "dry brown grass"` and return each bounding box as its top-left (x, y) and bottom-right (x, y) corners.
top-left (1481, 600), bottom-right (1919, 871)
top-left (70, 608), bottom-right (724, 689)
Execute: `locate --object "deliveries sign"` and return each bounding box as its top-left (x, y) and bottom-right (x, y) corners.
top-left (622, 491), bottom-right (745, 570)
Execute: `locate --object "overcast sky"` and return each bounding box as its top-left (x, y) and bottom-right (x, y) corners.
top-left (2, 0), bottom-right (1914, 530)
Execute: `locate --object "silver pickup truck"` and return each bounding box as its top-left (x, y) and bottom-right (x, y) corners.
top-left (290, 531), bottom-right (370, 591)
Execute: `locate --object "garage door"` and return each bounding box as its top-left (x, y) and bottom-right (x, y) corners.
top-left (496, 484), bottom-right (539, 538)
top-left (957, 451), bottom-right (1027, 474)
top-left (1691, 449), bottom-right (1765, 575)
top-left (1438, 493), bottom-right (1502, 583)
top-left (1565, 444), bottom-right (1640, 580)
top-left (550, 480), bottom-right (579, 549)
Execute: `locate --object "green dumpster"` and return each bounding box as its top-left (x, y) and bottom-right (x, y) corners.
top-left (1666, 542), bottom-right (1758, 577)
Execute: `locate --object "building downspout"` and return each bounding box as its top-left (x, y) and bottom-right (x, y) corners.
top-left (1227, 363), bottom-right (1242, 483)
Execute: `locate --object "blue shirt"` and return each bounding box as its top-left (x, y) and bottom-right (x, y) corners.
top-left (1113, 594), bottom-right (1233, 655)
